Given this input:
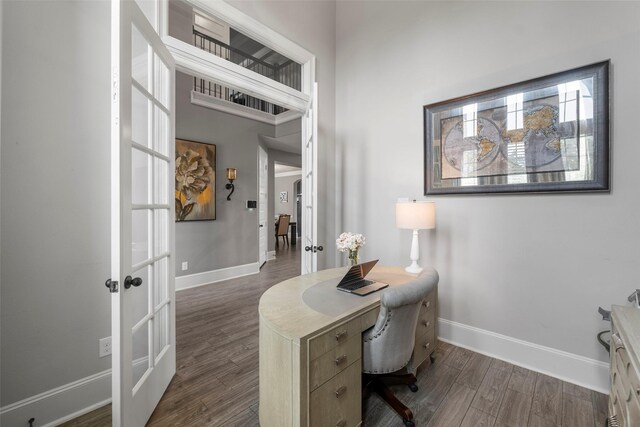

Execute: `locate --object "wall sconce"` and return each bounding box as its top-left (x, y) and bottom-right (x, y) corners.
top-left (226, 168), bottom-right (237, 200)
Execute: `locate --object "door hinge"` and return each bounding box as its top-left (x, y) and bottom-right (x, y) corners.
top-left (105, 279), bottom-right (119, 293)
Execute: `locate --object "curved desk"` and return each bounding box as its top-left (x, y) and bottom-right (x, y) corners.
top-left (259, 266), bottom-right (438, 427)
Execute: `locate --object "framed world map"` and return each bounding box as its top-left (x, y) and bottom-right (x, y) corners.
top-left (424, 61), bottom-right (610, 195)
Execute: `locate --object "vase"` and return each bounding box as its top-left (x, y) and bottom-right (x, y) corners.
top-left (348, 250), bottom-right (359, 266)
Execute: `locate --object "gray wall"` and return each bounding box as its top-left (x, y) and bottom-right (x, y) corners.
top-left (228, 0), bottom-right (337, 269)
top-left (274, 174), bottom-right (302, 219)
top-left (335, 1), bottom-right (640, 364)
top-left (175, 71), bottom-right (275, 276)
top-left (1, 0), bottom-right (111, 405)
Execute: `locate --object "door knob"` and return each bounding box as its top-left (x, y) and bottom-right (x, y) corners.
top-left (305, 246), bottom-right (312, 252)
top-left (124, 275), bottom-right (143, 290)
top-left (316, 246), bottom-right (324, 252)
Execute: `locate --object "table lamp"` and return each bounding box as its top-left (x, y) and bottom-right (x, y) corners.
top-left (396, 200), bottom-right (436, 274)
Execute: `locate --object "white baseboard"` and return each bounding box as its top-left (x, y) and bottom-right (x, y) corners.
top-left (0, 371), bottom-right (110, 427)
top-left (175, 262), bottom-right (259, 291)
top-left (267, 250), bottom-right (276, 261)
top-left (438, 318), bottom-right (610, 394)
top-left (0, 358), bottom-right (147, 427)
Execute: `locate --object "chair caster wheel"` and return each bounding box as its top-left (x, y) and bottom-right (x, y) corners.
top-left (408, 383), bottom-right (418, 392)
top-left (403, 421), bottom-right (415, 427)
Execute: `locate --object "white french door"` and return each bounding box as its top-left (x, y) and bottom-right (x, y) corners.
top-left (258, 145), bottom-right (268, 266)
top-left (302, 83), bottom-right (319, 274)
top-left (110, 1), bottom-right (175, 426)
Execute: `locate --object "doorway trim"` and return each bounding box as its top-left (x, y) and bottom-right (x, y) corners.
top-left (159, 0), bottom-right (315, 114)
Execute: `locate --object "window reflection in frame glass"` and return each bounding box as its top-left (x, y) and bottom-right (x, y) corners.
top-left (424, 61), bottom-right (609, 195)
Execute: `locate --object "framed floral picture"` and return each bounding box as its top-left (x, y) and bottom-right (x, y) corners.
top-left (424, 61), bottom-right (610, 195)
top-left (175, 139), bottom-right (216, 221)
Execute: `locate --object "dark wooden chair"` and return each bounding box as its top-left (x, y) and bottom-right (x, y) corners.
top-left (275, 214), bottom-right (290, 246)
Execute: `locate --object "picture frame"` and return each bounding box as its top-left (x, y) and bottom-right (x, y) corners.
top-left (424, 61), bottom-right (610, 195)
top-left (175, 139), bottom-right (216, 221)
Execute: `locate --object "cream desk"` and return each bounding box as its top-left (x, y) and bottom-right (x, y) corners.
top-left (258, 266), bottom-right (438, 427)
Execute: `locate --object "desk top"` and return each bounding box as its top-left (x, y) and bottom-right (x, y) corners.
top-left (258, 266), bottom-right (421, 342)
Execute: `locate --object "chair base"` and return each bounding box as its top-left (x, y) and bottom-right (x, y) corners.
top-left (275, 234), bottom-right (289, 247)
top-left (363, 372), bottom-right (418, 426)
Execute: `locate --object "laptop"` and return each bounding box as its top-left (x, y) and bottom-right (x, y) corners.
top-left (336, 259), bottom-right (389, 296)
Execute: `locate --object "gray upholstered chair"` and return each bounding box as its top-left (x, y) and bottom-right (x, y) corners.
top-left (362, 269), bottom-right (439, 427)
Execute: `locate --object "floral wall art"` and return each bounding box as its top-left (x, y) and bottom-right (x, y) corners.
top-left (175, 139), bottom-right (216, 221)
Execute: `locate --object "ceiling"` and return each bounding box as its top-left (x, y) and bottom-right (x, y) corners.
top-left (274, 164), bottom-right (301, 174)
top-left (259, 131), bottom-right (302, 155)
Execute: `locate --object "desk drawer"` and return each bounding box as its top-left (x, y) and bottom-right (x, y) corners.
top-left (310, 334), bottom-right (361, 391)
top-left (309, 317), bottom-right (362, 360)
top-left (310, 360), bottom-right (361, 427)
top-left (421, 290), bottom-right (436, 313)
top-left (359, 307), bottom-right (380, 332)
top-left (417, 307), bottom-right (435, 333)
top-left (412, 326), bottom-right (436, 367)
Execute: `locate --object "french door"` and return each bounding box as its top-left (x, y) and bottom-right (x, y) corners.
top-left (258, 145), bottom-right (268, 267)
top-left (110, 1), bottom-right (176, 425)
top-left (302, 83), bottom-right (319, 274)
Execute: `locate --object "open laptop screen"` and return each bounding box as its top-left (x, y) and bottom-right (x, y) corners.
top-left (337, 259), bottom-right (379, 287)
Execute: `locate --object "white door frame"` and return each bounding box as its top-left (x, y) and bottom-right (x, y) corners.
top-left (258, 145), bottom-right (268, 267)
top-left (159, 0), bottom-right (318, 273)
top-left (159, 1), bottom-right (315, 114)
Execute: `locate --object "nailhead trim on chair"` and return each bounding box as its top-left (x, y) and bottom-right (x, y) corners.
top-left (363, 308), bottom-right (411, 373)
top-left (363, 310), bottom-right (392, 343)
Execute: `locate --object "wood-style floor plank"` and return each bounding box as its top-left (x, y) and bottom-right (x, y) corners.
top-left (470, 364), bottom-right (513, 416)
top-left (65, 245), bottom-right (610, 427)
top-left (562, 392), bottom-right (595, 427)
top-left (591, 390), bottom-right (609, 427)
top-left (456, 352), bottom-right (492, 390)
top-left (528, 413), bottom-right (562, 427)
top-left (459, 406), bottom-right (496, 427)
top-left (425, 383), bottom-right (476, 427)
top-left (495, 388), bottom-right (533, 427)
top-left (443, 345), bottom-right (474, 370)
top-left (508, 366), bottom-right (538, 396)
top-left (531, 374), bottom-right (563, 425)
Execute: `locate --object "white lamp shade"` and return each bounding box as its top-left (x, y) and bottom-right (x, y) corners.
top-left (396, 201), bottom-right (436, 230)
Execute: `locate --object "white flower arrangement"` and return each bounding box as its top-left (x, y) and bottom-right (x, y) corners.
top-left (336, 232), bottom-right (366, 265)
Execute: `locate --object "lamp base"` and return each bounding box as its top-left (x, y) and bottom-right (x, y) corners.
top-left (405, 261), bottom-right (423, 275)
top-left (404, 229), bottom-right (424, 275)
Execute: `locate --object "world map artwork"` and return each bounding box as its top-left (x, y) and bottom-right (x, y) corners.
top-left (440, 94), bottom-right (580, 180)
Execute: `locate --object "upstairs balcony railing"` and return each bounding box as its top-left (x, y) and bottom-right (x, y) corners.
top-left (192, 28), bottom-right (302, 115)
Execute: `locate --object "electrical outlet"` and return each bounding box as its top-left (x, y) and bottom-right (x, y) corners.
top-left (181, 261), bottom-right (188, 271)
top-left (99, 336), bottom-right (112, 358)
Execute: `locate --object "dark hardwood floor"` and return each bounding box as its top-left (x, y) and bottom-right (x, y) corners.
top-left (64, 244), bottom-right (608, 426)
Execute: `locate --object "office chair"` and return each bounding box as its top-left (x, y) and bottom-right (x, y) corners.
top-left (362, 269), bottom-right (439, 427)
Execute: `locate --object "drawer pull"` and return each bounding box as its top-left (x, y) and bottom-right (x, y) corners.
top-left (611, 333), bottom-right (625, 351)
top-left (335, 354), bottom-right (347, 365)
top-left (335, 420), bottom-right (346, 427)
top-left (335, 330), bottom-right (347, 341)
top-left (422, 301), bottom-right (431, 308)
top-left (424, 342), bottom-right (431, 349)
top-left (422, 320), bottom-right (431, 327)
top-left (335, 385), bottom-right (347, 397)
